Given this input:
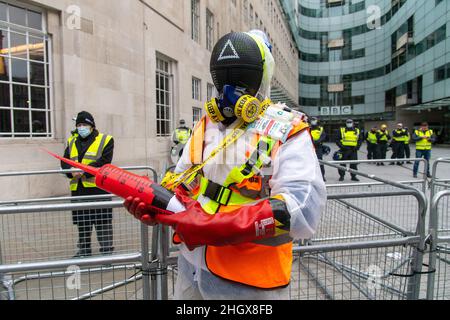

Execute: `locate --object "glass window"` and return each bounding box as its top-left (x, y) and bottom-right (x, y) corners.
top-left (207, 83), bottom-right (215, 101)
top-left (0, 56), bottom-right (10, 81)
top-left (10, 32), bottom-right (27, 59)
top-left (156, 56), bottom-right (172, 137)
top-left (192, 77), bottom-right (201, 101)
top-left (9, 4), bottom-right (26, 27)
top-left (193, 107), bottom-right (202, 124)
top-left (27, 10), bottom-right (42, 30)
top-left (191, 0), bottom-right (200, 43)
top-left (0, 82), bottom-right (10, 106)
top-left (0, 3), bottom-right (6, 21)
top-left (206, 9), bottom-right (214, 51)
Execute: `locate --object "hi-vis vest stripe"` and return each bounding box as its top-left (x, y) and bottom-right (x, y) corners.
top-left (180, 115), bottom-right (309, 289)
top-left (340, 128), bottom-right (360, 147)
top-left (415, 130), bottom-right (433, 150)
top-left (311, 127), bottom-right (323, 142)
top-left (68, 133), bottom-right (112, 191)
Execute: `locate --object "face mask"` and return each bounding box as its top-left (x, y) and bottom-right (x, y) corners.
top-left (311, 120), bottom-right (318, 126)
top-left (346, 123), bottom-right (353, 129)
top-left (78, 126), bottom-right (92, 138)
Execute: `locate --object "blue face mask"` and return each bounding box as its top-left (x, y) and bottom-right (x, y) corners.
top-left (78, 126), bottom-right (92, 138)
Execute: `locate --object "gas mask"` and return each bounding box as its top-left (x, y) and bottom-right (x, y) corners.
top-left (205, 85), bottom-right (271, 124)
top-left (206, 31), bottom-right (275, 124)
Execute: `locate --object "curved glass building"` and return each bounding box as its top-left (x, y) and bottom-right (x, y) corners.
top-left (281, 0), bottom-right (450, 143)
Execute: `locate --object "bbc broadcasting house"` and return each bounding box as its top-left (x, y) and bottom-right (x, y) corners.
top-left (0, 0), bottom-right (299, 200)
top-left (281, 0), bottom-right (450, 142)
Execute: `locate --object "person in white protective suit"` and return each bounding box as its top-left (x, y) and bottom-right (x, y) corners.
top-left (124, 30), bottom-right (327, 300)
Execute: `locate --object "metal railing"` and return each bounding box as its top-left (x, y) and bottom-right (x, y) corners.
top-left (0, 158), bottom-right (443, 300)
top-left (427, 190), bottom-right (450, 300)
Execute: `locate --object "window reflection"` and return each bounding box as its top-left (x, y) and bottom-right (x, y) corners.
top-left (9, 5), bottom-right (26, 27)
top-left (28, 10), bottom-right (42, 30)
top-left (0, 29), bottom-right (8, 51)
top-left (13, 109), bottom-right (29, 133)
top-left (10, 32), bottom-right (27, 59)
top-left (0, 109), bottom-right (12, 133)
top-left (32, 111), bottom-right (46, 133)
top-left (29, 37), bottom-right (44, 61)
top-left (11, 58), bottom-right (27, 83)
top-left (12, 84), bottom-right (29, 109)
top-left (0, 3), bottom-right (7, 21)
top-left (30, 61), bottom-right (45, 85)
top-left (0, 82), bottom-right (10, 106)
top-left (31, 86), bottom-right (45, 109)
top-left (0, 56), bottom-right (9, 81)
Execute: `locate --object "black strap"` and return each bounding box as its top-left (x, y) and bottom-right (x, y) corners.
top-left (203, 180), bottom-right (232, 206)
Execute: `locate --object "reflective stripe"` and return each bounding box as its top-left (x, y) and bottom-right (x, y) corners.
top-left (67, 133), bottom-right (113, 191)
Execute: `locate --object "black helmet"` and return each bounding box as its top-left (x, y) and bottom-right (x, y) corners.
top-left (210, 32), bottom-right (264, 96)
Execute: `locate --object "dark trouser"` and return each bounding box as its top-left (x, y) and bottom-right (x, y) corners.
top-left (315, 147), bottom-right (326, 179)
top-left (77, 212), bottom-right (114, 254)
top-left (378, 143), bottom-right (388, 163)
top-left (413, 149), bottom-right (431, 176)
top-left (367, 143), bottom-right (379, 160)
top-left (392, 142), bottom-right (405, 164)
top-left (338, 148), bottom-right (358, 178)
top-left (404, 143), bottom-right (411, 160)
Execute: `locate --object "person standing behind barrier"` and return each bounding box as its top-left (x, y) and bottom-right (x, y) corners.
top-left (310, 117), bottom-right (327, 182)
top-left (413, 122), bottom-right (437, 178)
top-left (172, 120), bottom-right (192, 155)
top-left (336, 119), bottom-right (363, 182)
top-left (376, 125), bottom-right (390, 166)
top-left (404, 128), bottom-right (413, 164)
top-left (390, 123), bottom-right (408, 166)
top-left (61, 111), bottom-right (115, 258)
top-left (365, 126), bottom-right (379, 162)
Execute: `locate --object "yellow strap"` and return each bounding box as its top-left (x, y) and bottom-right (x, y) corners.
top-left (162, 120), bottom-right (250, 191)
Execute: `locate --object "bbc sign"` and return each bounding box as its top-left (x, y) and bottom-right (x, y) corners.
top-left (320, 106), bottom-right (352, 116)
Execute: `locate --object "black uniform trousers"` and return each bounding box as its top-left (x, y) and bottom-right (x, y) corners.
top-left (338, 147), bottom-right (359, 179)
top-left (391, 141), bottom-right (405, 164)
top-left (367, 143), bottom-right (379, 160)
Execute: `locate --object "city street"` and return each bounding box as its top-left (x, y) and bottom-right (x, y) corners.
top-left (323, 143), bottom-right (450, 183)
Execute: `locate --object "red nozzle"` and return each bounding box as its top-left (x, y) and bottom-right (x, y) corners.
top-left (42, 148), bottom-right (99, 176)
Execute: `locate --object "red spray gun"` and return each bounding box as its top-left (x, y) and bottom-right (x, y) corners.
top-left (45, 150), bottom-right (183, 217)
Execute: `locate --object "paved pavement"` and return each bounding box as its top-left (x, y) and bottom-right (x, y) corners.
top-left (322, 143), bottom-right (450, 184)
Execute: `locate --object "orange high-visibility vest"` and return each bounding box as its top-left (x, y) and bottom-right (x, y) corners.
top-left (184, 117), bottom-right (309, 289)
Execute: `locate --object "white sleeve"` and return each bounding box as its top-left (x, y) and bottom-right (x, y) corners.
top-left (269, 130), bottom-right (327, 241)
top-left (174, 138), bottom-right (193, 174)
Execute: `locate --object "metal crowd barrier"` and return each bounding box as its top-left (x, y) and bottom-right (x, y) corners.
top-left (0, 158), bottom-right (441, 300)
top-left (427, 190), bottom-right (450, 300)
top-left (430, 158), bottom-right (450, 200)
top-left (0, 166), bottom-right (164, 300)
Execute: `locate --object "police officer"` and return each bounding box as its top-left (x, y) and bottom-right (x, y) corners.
top-left (391, 123), bottom-right (408, 165)
top-left (310, 117), bottom-right (327, 181)
top-left (404, 128), bottom-right (412, 164)
top-left (413, 122), bottom-right (437, 178)
top-left (172, 120), bottom-right (192, 157)
top-left (336, 119), bottom-right (363, 182)
top-left (365, 126), bottom-right (379, 162)
top-left (376, 124), bottom-right (391, 166)
top-left (61, 111), bottom-right (114, 258)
